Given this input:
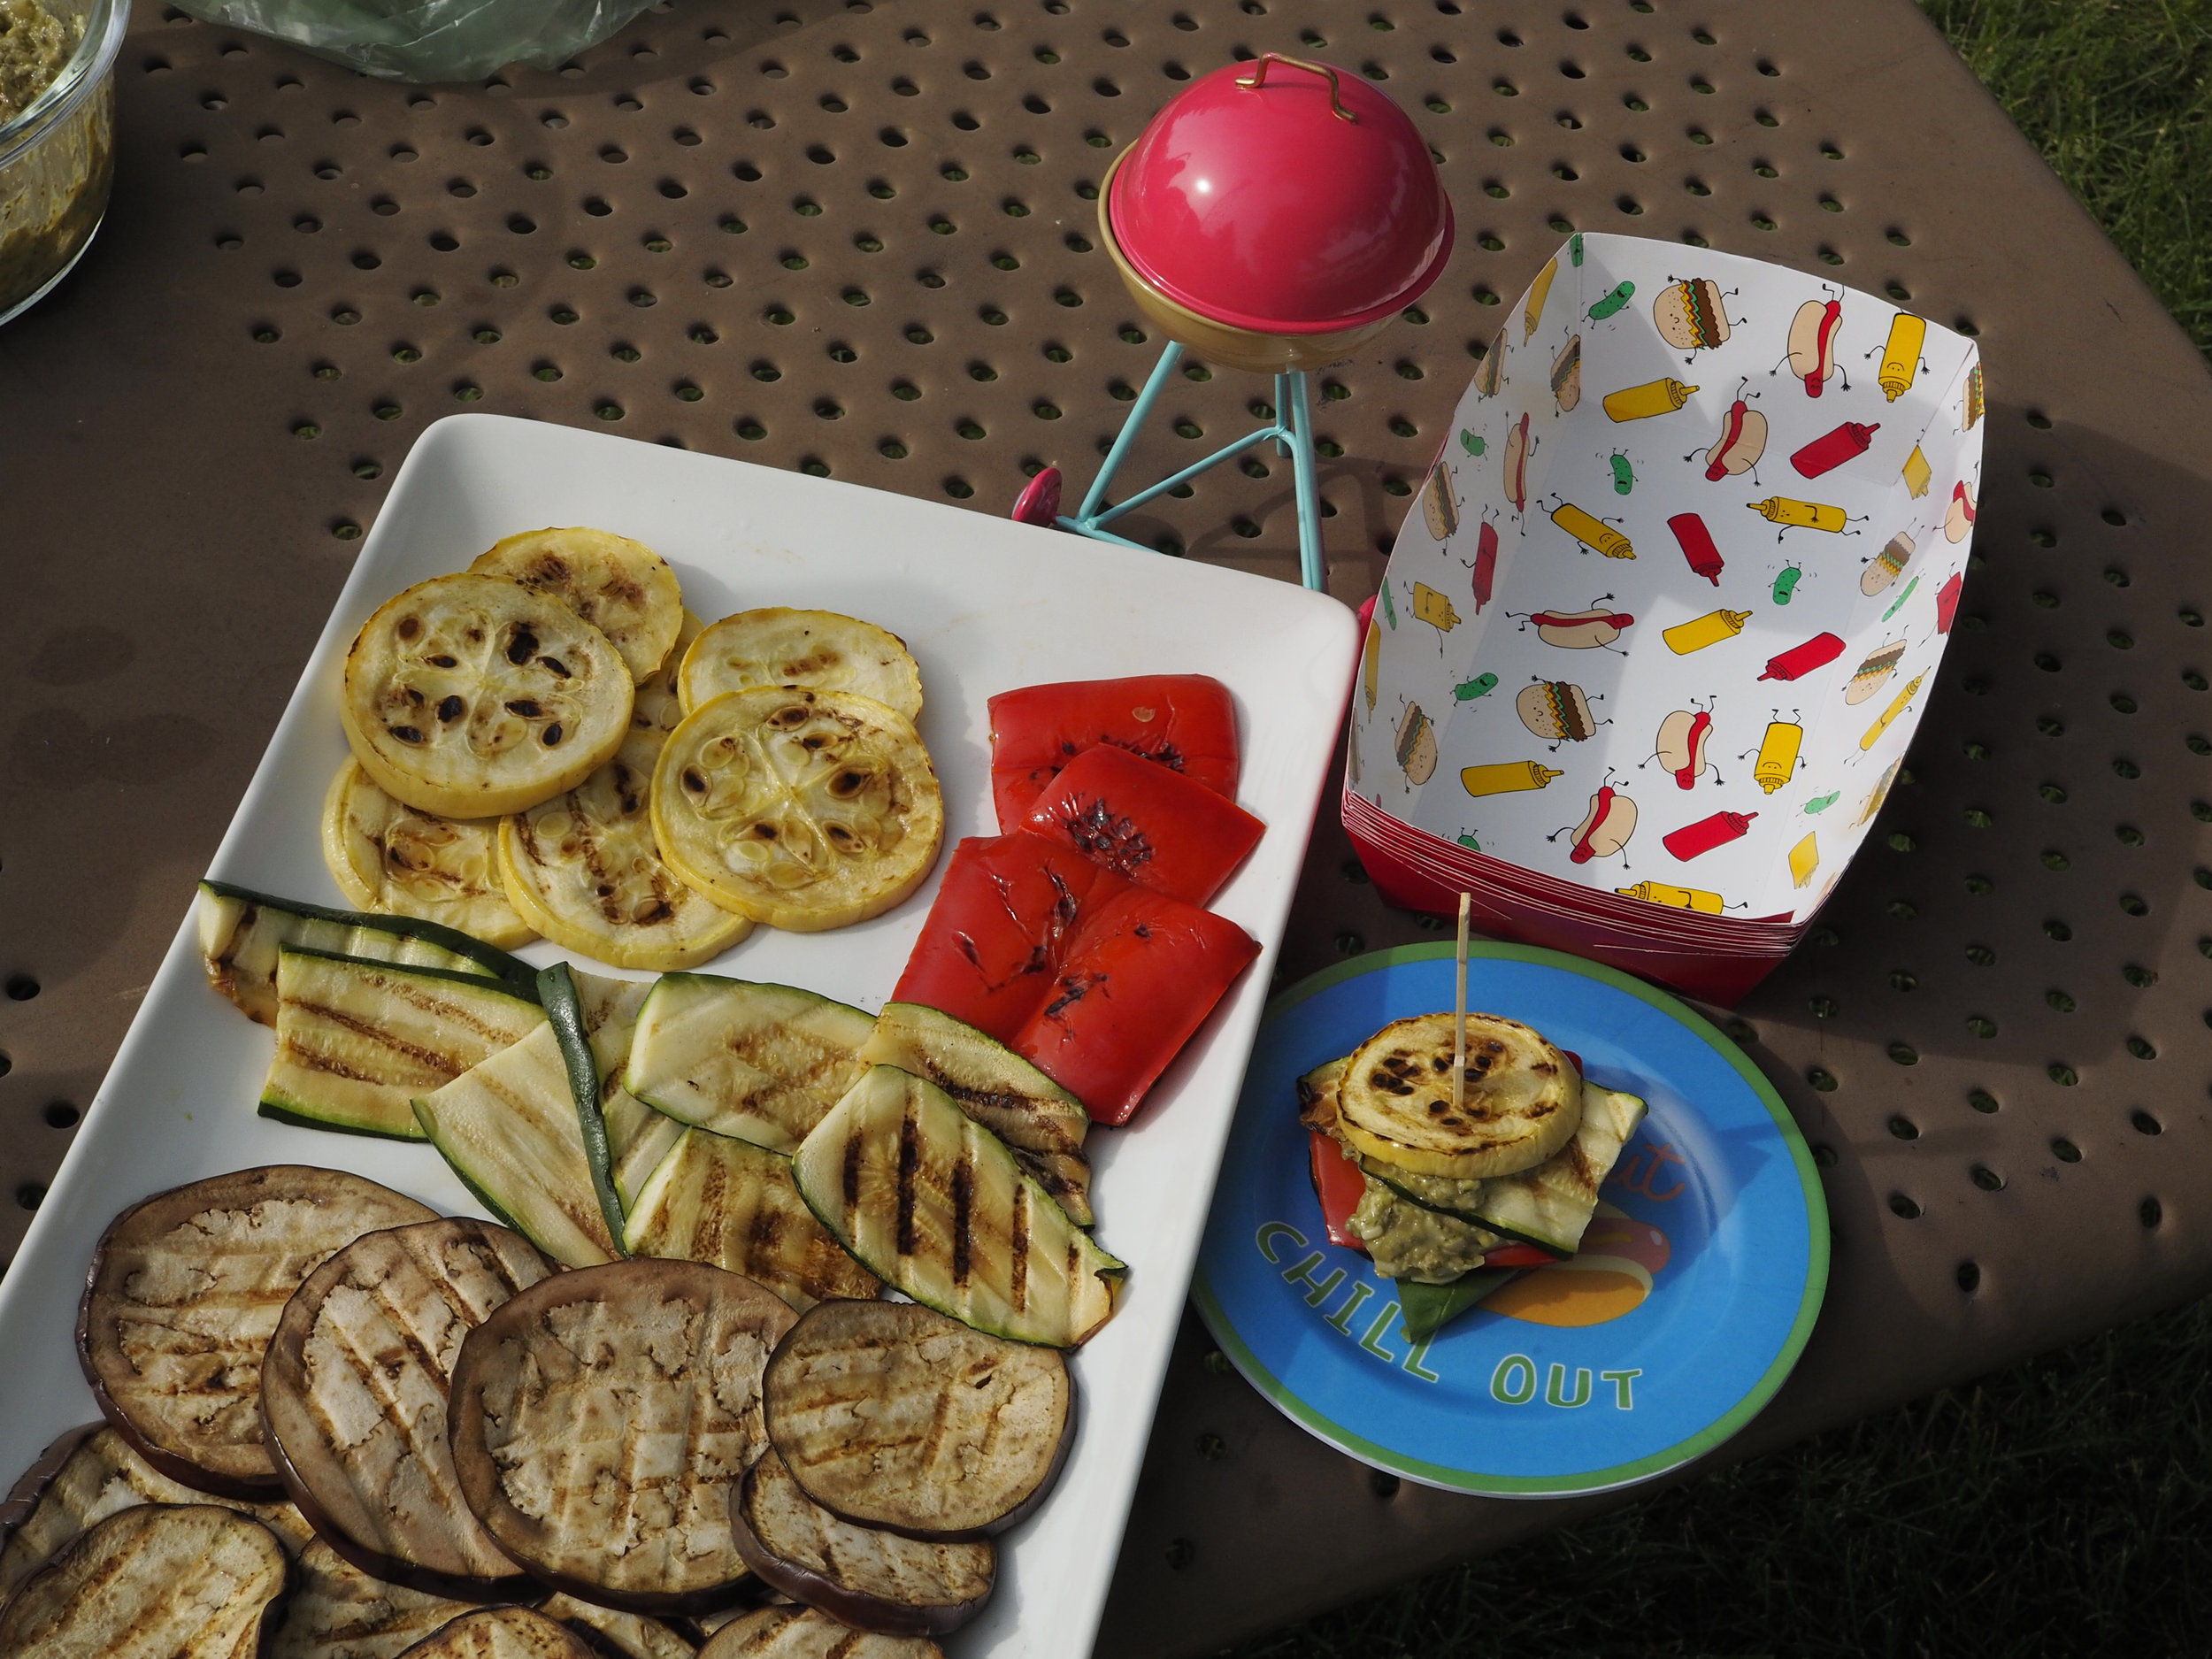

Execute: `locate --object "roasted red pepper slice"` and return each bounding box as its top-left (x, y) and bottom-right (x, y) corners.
top-left (891, 833), bottom-right (1127, 1046)
top-left (1308, 1129), bottom-right (1370, 1251)
top-left (988, 674), bottom-right (1240, 830)
top-left (1011, 885), bottom-right (1259, 1125)
top-left (1021, 742), bottom-right (1266, 907)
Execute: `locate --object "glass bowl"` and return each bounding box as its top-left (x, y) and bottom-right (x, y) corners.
top-left (0, 0), bottom-right (127, 326)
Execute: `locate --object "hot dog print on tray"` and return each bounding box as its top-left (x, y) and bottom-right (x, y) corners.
top-left (1349, 233), bottom-right (1983, 925)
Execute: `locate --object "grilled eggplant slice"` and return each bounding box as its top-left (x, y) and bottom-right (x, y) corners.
top-left (78, 1166), bottom-right (439, 1495)
top-left (622, 1129), bottom-right (883, 1312)
top-left (856, 1003), bottom-right (1094, 1227)
top-left (0, 1502), bottom-right (291, 1655)
top-left (729, 1450), bottom-right (993, 1639)
top-left (764, 1301), bottom-right (1071, 1540)
top-left (541, 1596), bottom-right (700, 1659)
top-left (261, 1217), bottom-right (555, 1596)
top-left (1336, 1011), bottom-right (1582, 1180)
top-left (199, 879), bottom-right (533, 1025)
top-left (791, 1068), bottom-right (1123, 1348)
top-left (624, 975), bottom-right (874, 1154)
top-left (698, 1606), bottom-right (943, 1658)
top-left (265, 1537), bottom-right (478, 1659)
top-left (265, 948), bottom-right (548, 1140)
top-left (395, 1606), bottom-right (601, 1658)
top-left (448, 1259), bottom-right (796, 1614)
top-left (0, 1423), bottom-right (312, 1600)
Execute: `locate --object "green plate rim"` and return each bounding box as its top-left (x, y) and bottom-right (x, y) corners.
top-left (1194, 938), bottom-right (1832, 1497)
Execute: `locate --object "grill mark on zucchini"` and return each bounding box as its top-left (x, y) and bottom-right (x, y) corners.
top-left (283, 998), bottom-right (478, 1077)
top-left (1009, 1185), bottom-right (1029, 1315)
top-left (950, 1149), bottom-right (974, 1288)
top-left (843, 1131), bottom-right (864, 1212)
top-left (896, 1105), bottom-right (921, 1260)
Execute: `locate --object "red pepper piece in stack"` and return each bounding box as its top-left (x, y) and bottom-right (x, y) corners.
top-left (1021, 742), bottom-right (1266, 907)
top-left (987, 674), bottom-right (1240, 830)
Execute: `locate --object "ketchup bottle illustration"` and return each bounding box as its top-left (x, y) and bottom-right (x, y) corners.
top-left (1667, 512), bottom-right (1725, 586)
top-left (1790, 421), bottom-right (1880, 479)
top-left (1758, 633), bottom-right (1846, 682)
top-left (1663, 810), bottom-right (1757, 861)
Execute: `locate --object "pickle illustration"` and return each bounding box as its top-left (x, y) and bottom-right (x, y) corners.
top-left (1772, 565), bottom-right (1803, 604)
top-left (1802, 789), bottom-right (1840, 814)
top-left (1609, 452), bottom-right (1636, 495)
top-left (1454, 672), bottom-right (1500, 702)
top-left (1380, 580), bottom-right (1398, 628)
top-left (1882, 574), bottom-right (1920, 623)
top-left (1460, 427), bottom-right (1486, 456)
top-left (1588, 280), bottom-right (1636, 320)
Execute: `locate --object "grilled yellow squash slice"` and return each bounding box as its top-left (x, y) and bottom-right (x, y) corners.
top-left (341, 572), bottom-right (633, 820)
top-left (634, 608), bottom-right (706, 741)
top-left (652, 687), bottom-right (944, 932)
top-left (322, 759), bottom-right (535, 949)
top-left (1336, 1011), bottom-right (1583, 1180)
top-left (498, 731), bottom-right (754, 972)
top-left (680, 608), bottom-right (924, 723)
top-left (470, 526), bottom-right (686, 684)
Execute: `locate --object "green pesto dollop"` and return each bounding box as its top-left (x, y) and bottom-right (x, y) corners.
top-left (0, 0), bottom-right (79, 126)
top-left (1348, 1173), bottom-right (1502, 1284)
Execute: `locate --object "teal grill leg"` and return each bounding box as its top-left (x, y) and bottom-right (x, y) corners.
top-left (1071, 340), bottom-right (1184, 526)
top-left (1286, 370), bottom-right (1324, 591)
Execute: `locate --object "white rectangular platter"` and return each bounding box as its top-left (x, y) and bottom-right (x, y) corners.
top-left (0, 414), bottom-right (1358, 1658)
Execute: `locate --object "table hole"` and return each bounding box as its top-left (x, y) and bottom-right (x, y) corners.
top-left (2048, 1062), bottom-right (2080, 1087)
top-left (2126, 1034), bottom-right (2157, 1060)
top-left (943, 476), bottom-right (974, 498)
top-left (1888, 1193), bottom-right (1920, 1219)
top-left (736, 420), bottom-right (767, 441)
top-left (2129, 1109), bottom-right (2164, 1137)
top-left (1888, 1113), bottom-right (1919, 1141)
top-left (2141, 1196), bottom-right (2163, 1228)
top-left (2119, 892), bottom-right (2149, 916)
top-left (595, 402), bottom-right (625, 421)
top-left (14, 1185), bottom-right (42, 1213)
top-left (1808, 1067), bottom-right (1837, 1092)
top-left (2047, 1137), bottom-right (2082, 1164)
top-left (2184, 608), bottom-right (2206, 628)
top-left (1955, 1262), bottom-right (1980, 1293)
top-left (892, 381), bottom-right (920, 401)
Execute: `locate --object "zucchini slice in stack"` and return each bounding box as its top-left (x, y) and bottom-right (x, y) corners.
top-left (764, 1301), bottom-right (1072, 1540)
top-left (399, 1607), bottom-right (603, 1659)
top-left (448, 1259), bottom-right (795, 1614)
top-left (0, 1503), bottom-right (290, 1655)
top-left (197, 879), bottom-right (532, 1025)
top-left (791, 1067), bottom-right (1123, 1348)
top-left (1335, 1011), bottom-right (1582, 1179)
top-left (624, 975), bottom-right (874, 1153)
top-left (262, 947), bottom-right (546, 1141)
top-left (1472, 1082), bottom-right (1647, 1255)
top-left (76, 1166), bottom-right (439, 1495)
top-left (264, 1538), bottom-right (476, 1659)
top-left (700, 1607), bottom-right (943, 1658)
top-left (259, 1217), bottom-right (554, 1597)
top-left (729, 1449), bottom-right (994, 1639)
top-left (856, 1003), bottom-right (1094, 1227)
top-left (621, 1128), bottom-right (883, 1312)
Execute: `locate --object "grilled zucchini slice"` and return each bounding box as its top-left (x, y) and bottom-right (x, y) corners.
top-left (651, 687), bottom-right (944, 933)
top-left (764, 1301), bottom-right (1071, 1540)
top-left (448, 1259), bottom-right (795, 1614)
top-left (265, 1538), bottom-right (476, 1659)
top-left (1471, 1082), bottom-right (1648, 1255)
top-left (323, 759), bottom-right (537, 949)
top-left (470, 526), bottom-right (687, 685)
top-left (198, 879), bottom-right (530, 1025)
top-left (263, 947), bottom-right (546, 1141)
top-left (699, 1607), bottom-right (943, 1659)
top-left (1336, 1011), bottom-right (1582, 1180)
top-left (78, 1166), bottom-right (439, 1495)
top-left (0, 1425), bottom-right (311, 1601)
top-left (679, 608), bottom-right (925, 723)
top-left (623, 974), bottom-right (874, 1153)
top-left (400, 1608), bottom-right (602, 1658)
top-left (791, 1067), bottom-right (1123, 1348)
top-left (261, 1217), bottom-right (554, 1596)
top-left (0, 1502), bottom-right (290, 1655)
top-left (857, 1002), bottom-right (1094, 1226)
top-left (621, 1127), bottom-right (883, 1312)
top-left (342, 572), bottom-right (634, 820)
top-left (499, 731), bottom-right (754, 975)
top-left (730, 1449), bottom-right (993, 1639)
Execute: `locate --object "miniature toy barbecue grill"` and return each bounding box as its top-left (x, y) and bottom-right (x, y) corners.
top-left (1014, 56), bottom-right (1454, 589)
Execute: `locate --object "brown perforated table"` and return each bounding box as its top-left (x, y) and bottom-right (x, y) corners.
top-left (4, 0), bottom-right (2209, 1652)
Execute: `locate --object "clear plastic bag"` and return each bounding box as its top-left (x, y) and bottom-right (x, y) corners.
top-left (173, 0), bottom-right (659, 83)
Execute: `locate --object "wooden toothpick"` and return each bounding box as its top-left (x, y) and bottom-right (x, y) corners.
top-left (1451, 891), bottom-right (1471, 1113)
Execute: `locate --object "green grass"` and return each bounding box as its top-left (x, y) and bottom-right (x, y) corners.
top-left (1230, 6), bottom-right (2212, 1652)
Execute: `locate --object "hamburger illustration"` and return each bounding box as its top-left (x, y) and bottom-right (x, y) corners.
top-left (1845, 639), bottom-right (1907, 705)
top-left (1963, 362), bottom-right (1985, 430)
top-left (1476, 337), bottom-right (1505, 398)
top-left (1652, 277), bottom-right (1732, 352)
top-left (1565, 784), bottom-right (1637, 864)
top-left (1517, 680), bottom-right (1598, 743)
top-left (1862, 530), bottom-right (1915, 596)
top-left (1421, 459), bottom-right (1460, 542)
top-left (1395, 702), bottom-right (1438, 785)
top-left (1550, 334), bottom-right (1584, 411)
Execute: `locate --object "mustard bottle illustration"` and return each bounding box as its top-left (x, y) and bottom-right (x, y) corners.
top-left (1901, 445), bottom-right (1932, 499)
top-left (1860, 673), bottom-right (1924, 750)
top-left (1617, 880), bottom-right (1725, 914)
top-left (1603, 378), bottom-right (1699, 422)
top-left (1412, 582), bottom-right (1461, 631)
top-left (1789, 831), bottom-right (1820, 889)
top-left (1551, 503), bottom-right (1635, 560)
top-left (1663, 609), bottom-right (1753, 655)
top-left (1362, 616), bottom-right (1381, 712)
top-left (1747, 496), bottom-right (1848, 532)
top-left (1753, 721), bottom-right (1804, 794)
top-left (1878, 313), bottom-right (1927, 402)
top-left (1463, 760), bottom-right (1564, 797)
top-left (1525, 256), bottom-right (1558, 341)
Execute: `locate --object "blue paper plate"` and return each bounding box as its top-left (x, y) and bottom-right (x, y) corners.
top-left (1194, 941), bottom-right (1829, 1496)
